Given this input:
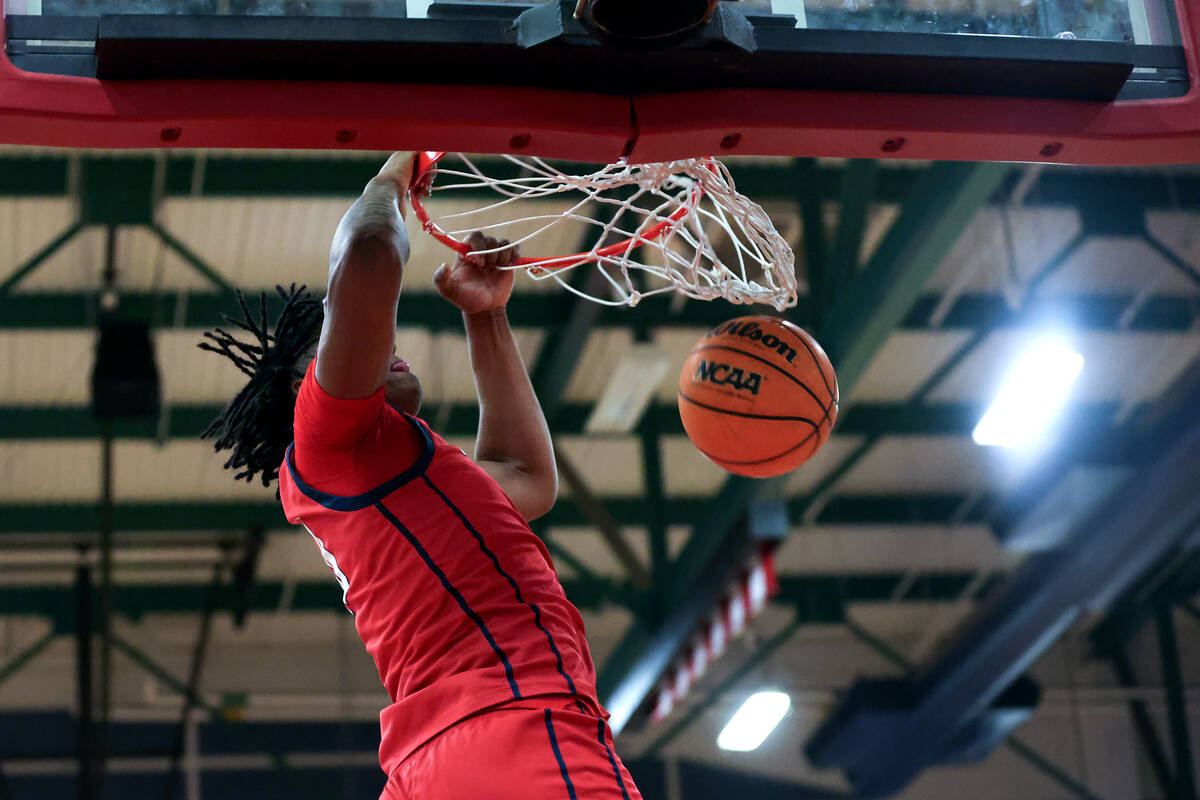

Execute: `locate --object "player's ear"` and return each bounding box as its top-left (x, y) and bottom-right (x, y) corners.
top-left (292, 377), bottom-right (303, 397)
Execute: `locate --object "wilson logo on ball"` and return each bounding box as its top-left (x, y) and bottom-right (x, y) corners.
top-left (706, 320), bottom-right (798, 364)
top-left (679, 315), bottom-right (839, 479)
top-left (693, 360), bottom-right (763, 395)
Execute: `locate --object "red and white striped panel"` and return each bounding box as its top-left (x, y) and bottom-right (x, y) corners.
top-left (651, 542), bottom-right (779, 722)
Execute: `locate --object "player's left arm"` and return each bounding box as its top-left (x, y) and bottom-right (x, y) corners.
top-left (435, 232), bottom-right (557, 521)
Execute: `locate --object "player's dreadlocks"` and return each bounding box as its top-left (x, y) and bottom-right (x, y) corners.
top-left (199, 284), bottom-right (324, 487)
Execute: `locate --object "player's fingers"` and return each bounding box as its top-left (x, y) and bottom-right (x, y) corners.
top-left (433, 263), bottom-right (450, 287)
top-left (497, 239), bottom-right (516, 268)
top-left (479, 235), bottom-right (502, 270)
top-left (467, 231), bottom-right (488, 266)
top-left (414, 172), bottom-right (434, 198)
top-left (378, 151), bottom-right (417, 189)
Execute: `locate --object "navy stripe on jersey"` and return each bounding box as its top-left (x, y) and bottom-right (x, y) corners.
top-left (544, 711), bottom-right (578, 800)
top-left (285, 414), bottom-right (434, 512)
top-left (598, 719), bottom-right (632, 800)
top-left (421, 474), bottom-right (580, 697)
top-left (372, 502), bottom-right (521, 699)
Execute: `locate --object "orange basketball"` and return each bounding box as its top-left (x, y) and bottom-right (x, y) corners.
top-left (677, 316), bottom-right (838, 478)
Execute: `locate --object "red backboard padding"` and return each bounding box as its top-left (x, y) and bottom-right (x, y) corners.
top-left (1, 0), bottom-right (1198, 165)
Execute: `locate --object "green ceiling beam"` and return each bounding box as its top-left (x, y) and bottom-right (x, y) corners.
top-left (0, 400), bottom-right (1125, 442)
top-left (831, 160), bottom-right (879, 280)
top-left (903, 291), bottom-right (1200, 332)
top-left (1, 290), bottom-right (1195, 332)
top-left (0, 578), bottom-right (623, 632)
top-left (7, 154), bottom-right (1200, 213)
top-left (0, 573), bottom-right (977, 633)
top-left (0, 290), bottom-right (751, 331)
top-left (822, 162), bottom-right (1012, 394)
top-left (0, 493), bottom-right (998, 535)
top-left (148, 222), bottom-right (237, 294)
top-left (0, 155), bottom-right (70, 195)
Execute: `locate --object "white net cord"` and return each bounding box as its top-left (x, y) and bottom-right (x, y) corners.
top-left (419, 154), bottom-right (798, 311)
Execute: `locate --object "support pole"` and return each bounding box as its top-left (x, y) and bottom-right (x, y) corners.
top-left (1156, 605), bottom-right (1198, 800)
top-left (164, 564), bottom-right (223, 800)
top-left (1110, 647), bottom-right (1174, 799)
top-left (553, 443), bottom-right (649, 590)
top-left (638, 401), bottom-right (668, 625)
top-left (97, 418), bottom-right (114, 791)
top-left (75, 565), bottom-right (95, 800)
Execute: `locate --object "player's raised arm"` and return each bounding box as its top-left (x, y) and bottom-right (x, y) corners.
top-left (315, 152), bottom-right (415, 399)
top-left (436, 232), bottom-right (558, 521)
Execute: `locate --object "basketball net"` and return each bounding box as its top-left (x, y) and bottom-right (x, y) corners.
top-left (410, 153), bottom-right (798, 311)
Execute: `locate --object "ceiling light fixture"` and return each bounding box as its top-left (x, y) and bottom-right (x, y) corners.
top-left (972, 337), bottom-right (1083, 449)
top-left (717, 690), bottom-right (791, 752)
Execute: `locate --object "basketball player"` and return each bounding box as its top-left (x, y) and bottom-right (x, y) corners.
top-left (201, 152), bottom-right (641, 799)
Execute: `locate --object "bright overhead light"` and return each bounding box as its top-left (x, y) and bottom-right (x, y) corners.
top-left (972, 338), bottom-right (1084, 449)
top-left (717, 691), bottom-right (791, 752)
top-left (584, 344), bottom-right (671, 434)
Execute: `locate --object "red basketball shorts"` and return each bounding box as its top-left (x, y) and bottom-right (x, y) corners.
top-left (381, 696), bottom-right (643, 800)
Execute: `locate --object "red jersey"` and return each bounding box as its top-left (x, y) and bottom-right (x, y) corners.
top-left (278, 363), bottom-right (603, 778)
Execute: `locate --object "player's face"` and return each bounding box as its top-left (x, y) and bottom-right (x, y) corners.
top-left (386, 354), bottom-right (422, 416)
top-left (291, 348), bottom-right (421, 416)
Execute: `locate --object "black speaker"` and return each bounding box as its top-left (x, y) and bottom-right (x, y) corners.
top-left (91, 322), bottom-right (161, 420)
top-left (583, 0), bottom-right (719, 44)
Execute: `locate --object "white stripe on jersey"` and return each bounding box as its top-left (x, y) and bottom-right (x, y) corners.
top-left (302, 523), bottom-right (351, 609)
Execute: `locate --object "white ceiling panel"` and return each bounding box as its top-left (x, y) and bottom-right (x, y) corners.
top-left (925, 207), bottom-right (1083, 294)
top-left (651, 327), bottom-right (714, 403)
top-left (660, 435), bottom-right (732, 496)
top-left (0, 198), bottom-right (78, 289)
top-left (556, 435), bottom-right (645, 495)
top-left (578, 606), bottom-right (635, 669)
top-left (837, 435), bottom-right (1009, 494)
top-left (419, 329), bottom-right (545, 403)
top-left (160, 197), bottom-right (346, 291)
top-left (0, 441), bottom-right (99, 501)
top-left (850, 331), bottom-right (975, 402)
top-left (114, 440), bottom-right (277, 501)
top-left (545, 527), bottom-right (691, 579)
top-left (256, 531), bottom-right (342, 583)
top-left (1045, 235), bottom-right (1200, 294)
top-left (563, 328), bottom-right (636, 401)
top-left (774, 525), bottom-right (1017, 574)
top-left (784, 435), bottom-right (866, 495)
top-left (6, 226), bottom-right (104, 294)
top-left (0, 329), bottom-right (93, 405)
top-left (1146, 210), bottom-right (1200, 280)
top-left (156, 327), bottom-right (258, 405)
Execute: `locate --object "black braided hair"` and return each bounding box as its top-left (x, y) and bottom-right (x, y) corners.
top-left (198, 284), bottom-right (324, 487)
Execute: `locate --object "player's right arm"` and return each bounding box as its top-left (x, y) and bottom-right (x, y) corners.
top-left (315, 152), bottom-right (415, 399)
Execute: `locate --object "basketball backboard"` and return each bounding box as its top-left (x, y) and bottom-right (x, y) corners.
top-left (1, 0), bottom-right (1197, 163)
